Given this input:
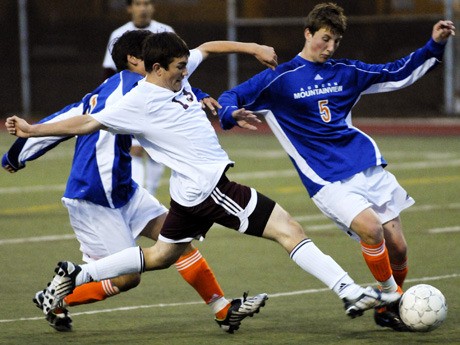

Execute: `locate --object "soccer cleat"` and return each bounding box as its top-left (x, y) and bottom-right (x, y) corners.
top-left (374, 286), bottom-right (410, 331)
top-left (215, 292), bottom-right (268, 333)
top-left (33, 290), bottom-right (72, 332)
top-left (374, 305), bottom-right (410, 332)
top-left (343, 286), bottom-right (401, 318)
top-left (42, 261), bottom-right (81, 315)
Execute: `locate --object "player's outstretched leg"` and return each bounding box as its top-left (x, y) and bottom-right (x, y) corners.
top-left (42, 261), bottom-right (81, 315)
top-left (343, 286), bottom-right (400, 318)
top-left (215, 292), bottom-right (268, 333)
top-left (33, 290), bottom-right (72, 332)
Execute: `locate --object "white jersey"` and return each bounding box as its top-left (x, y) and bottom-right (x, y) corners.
top-left (93, 49), bottom-right (233, 206)
top-left (102, 20), bottom-right (174, 71)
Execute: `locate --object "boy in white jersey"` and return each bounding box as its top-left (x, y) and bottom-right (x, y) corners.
top-left (6, 32), bottom-right (401, 332)
top-left (217, 2), bottom-right (455, 331)
top-left (3, 30), bottom-right (277, 334)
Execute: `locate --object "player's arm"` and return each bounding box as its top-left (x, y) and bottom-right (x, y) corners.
top-left (2, 102), bottom-right (86, 173)
top-left (196, 41), bottom-right (278, 70)
top-left (218, 68), bottom-right (272, 130)
top-left (5, 115), bottom-right (105, 138)
top-left (218, 90), bottom-right (262, 130)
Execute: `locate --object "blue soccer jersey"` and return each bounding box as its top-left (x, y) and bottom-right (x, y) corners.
top-left (218, 39), bottom-right (445, 197)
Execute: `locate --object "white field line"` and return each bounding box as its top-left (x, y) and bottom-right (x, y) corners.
top-left (1, 158), bottom-right (460, 195)
top-left (0, 234), bottom-right (76, 245)
top-left (1, 202), bottom-right (459, 246)
top-left (428, 226), bottom-right (460, 234)
top-left (0, 273), bottom-right (458, 324)
top-left (229, 159), bottom-right (460, 181)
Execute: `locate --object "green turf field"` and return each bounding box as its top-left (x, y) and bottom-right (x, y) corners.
top-left (0, 130), bottom-right (459, 345)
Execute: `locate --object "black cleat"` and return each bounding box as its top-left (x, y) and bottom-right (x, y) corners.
top-left (215, 292), bottom-right (268, 333)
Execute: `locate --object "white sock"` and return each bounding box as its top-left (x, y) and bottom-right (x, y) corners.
top-left (290, 239), bottom-right (360, 299)
top-left (380, 276), bottom-right (398, 293)
top-left (76, 246), bottom-right (144, 285)
top-left (208, 296), bottom-right (231, 316)
top-left (131, 156), bottom-right (145, 187)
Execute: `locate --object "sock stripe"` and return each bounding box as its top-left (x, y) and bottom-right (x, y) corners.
top-left (175, 250), bottom-right (203, 271)
top-left (289, 239), bottom-right (312, 259)
top-left (101, 279), bottom-right (119, 296)
top-left (391, 261), bottom-right (408, 271)
top-left (361, 241), bottom-right (385, 256)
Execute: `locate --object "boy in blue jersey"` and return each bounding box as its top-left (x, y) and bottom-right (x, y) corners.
top-left (217, 2), bottom-right (455, 331)
top-left (2, 30), bottom-right (276, 333)
top-left (7, 31), bottom-right (402, 334)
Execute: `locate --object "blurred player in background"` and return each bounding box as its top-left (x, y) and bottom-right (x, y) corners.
top-left (6, 32), bottom-right (402, 331)
top-left (217, 2), bottom-right (456, 332)
top-left (102, 0), bottom-right (173, 79)
top-left (3, 30), bottom-right (274, 333)
top-left (103, 0), bottom-right (174, 197)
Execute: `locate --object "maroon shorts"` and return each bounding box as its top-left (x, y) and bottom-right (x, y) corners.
top-left (159, 174), bottom-right (276, 242)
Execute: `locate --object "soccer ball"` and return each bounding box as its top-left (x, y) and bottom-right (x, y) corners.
top-left (399, 284), bottom-right (448, 332)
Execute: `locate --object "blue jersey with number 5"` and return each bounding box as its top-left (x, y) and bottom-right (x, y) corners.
top-left (218, 39), bottom-right (445, 197)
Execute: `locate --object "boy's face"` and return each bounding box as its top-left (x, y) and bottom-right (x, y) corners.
top-left (304, 27), bottom-right (342, 63)
top-left (129, 0), bottom-right (154, 28)
top-left (160, 56), bottom-right (188, 92)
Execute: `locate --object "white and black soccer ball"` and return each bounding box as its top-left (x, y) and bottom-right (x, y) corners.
top-left (399, 284), bottom-right (448, 332)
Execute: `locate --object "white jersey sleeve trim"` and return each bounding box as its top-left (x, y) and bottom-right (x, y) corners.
top-left (262, 110), bottom-right (330, 186)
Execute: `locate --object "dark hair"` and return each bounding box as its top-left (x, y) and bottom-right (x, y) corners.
top-left (304, 2), bottom-right (347, 36)
top-left (111, 30), bottom-right (152, 71)
top-left (142, 32), bottom-right (190, 72)
top-left (126, 0), bottom-right (153, 6)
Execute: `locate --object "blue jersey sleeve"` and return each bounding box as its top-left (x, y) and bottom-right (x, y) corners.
top-left (192, 87), bottom-right (210, 101)
top-left (218, 68), bottom-right (276, 130)
top-left (2, 102), bottom-right (84, 172)
top-left (346, 38), bottom-right (445, 95)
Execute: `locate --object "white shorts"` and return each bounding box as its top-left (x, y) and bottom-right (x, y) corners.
top-left (312, 166), bottom-right (415, 241)
top-left (62, 186), bottom-right (167, 262)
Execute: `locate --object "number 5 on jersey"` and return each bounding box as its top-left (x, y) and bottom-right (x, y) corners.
top-left (318, 100), bottom-right (331, 123)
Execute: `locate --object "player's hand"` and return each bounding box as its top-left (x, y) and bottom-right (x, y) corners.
top-left (200, 96), bottom-right (222, 116)
top-left (231, 108), bottom-right (261, 130)
top-left (5, 115), bottom-right (32, 138)
top-left (432, 20), bottom-right (455, 43)
top-left (254, 45), bottom-right (278, 70)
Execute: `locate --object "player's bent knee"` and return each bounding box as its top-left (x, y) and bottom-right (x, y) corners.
top-left (143, 242), bottom-right (186, 270)
top-left (263, 204), bottom-right (307, 249)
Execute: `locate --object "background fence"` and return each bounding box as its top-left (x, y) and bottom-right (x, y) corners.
top-left (2, 0), bottom-right (459, 117)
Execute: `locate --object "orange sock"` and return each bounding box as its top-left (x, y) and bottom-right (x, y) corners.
top-left (175, 248), bottom-right (229, 316)
top-left (391, 257), bottom-right (408, 288)
top-left (63, 280), bottom-right (120, 307)
top-left (361, 240), bottom-right (396, 291)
